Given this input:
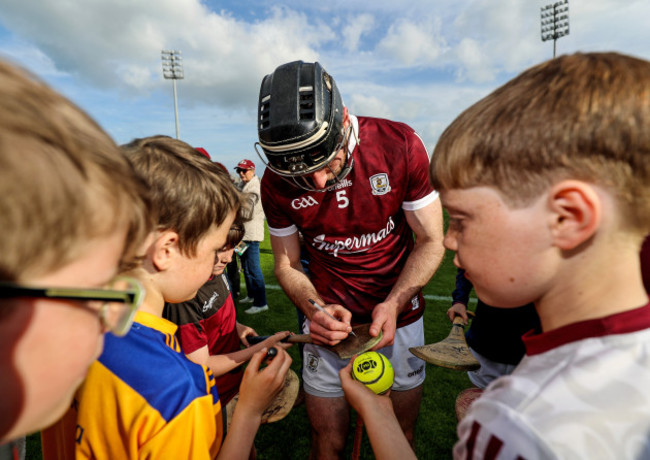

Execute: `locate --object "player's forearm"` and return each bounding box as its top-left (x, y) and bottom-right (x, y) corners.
top-left (274, 263), bottom-right (322, 317)
top-left (384, 237), bottom-right (444, 313)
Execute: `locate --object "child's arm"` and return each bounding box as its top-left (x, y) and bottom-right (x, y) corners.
top-left (235, 322), bottom-right (255, 347)
top-left (449, 268), bottom-right (473, 323)
top-left (339, 360), bottom-right (417, 460)
top-left (217, 347), bottom-right (293, 460)
top-left (191, 331), bottom-right (291, 377)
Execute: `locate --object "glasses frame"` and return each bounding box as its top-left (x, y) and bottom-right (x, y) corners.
top-left (0, 276), bottom-right (145, 336)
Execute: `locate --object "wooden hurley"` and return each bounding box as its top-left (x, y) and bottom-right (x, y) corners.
top-left (409, 317), bottom-right (480, 371)
top-left (248, 323), bottom-right (382, 360)
top-left (225, 368), bottom-right (300, 427)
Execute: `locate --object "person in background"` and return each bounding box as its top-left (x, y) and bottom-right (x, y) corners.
top-left (235, 159), bottom-right (269, 315)
top-left (0, 58), bottom-right (151, 456)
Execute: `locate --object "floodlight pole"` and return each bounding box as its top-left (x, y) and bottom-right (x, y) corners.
top-left (540, 0), bottom-right (570, 58)
top-left (161, 50), bottom-right (184, 139)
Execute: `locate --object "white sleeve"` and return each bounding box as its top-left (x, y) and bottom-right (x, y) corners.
top-left (453, 398), bottom-right (557, 460)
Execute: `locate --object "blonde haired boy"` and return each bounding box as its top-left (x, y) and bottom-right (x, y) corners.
top-left (0, 58), bottom-right (151, 450)
top-left (43, 136), bottom-right (292, 459)
top-left (341, 52), bottom-right (650, 459)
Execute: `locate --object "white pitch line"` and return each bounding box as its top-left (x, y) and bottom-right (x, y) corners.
top-left (242, 283), bottom-right (477, 304)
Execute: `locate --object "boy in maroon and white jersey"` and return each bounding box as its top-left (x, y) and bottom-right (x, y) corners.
top-left (164, 223), bottom-right (289, 405)
top-left (340, 52), bottom-right (650, 460)
top-left (255, 60), bottom-right (445, 457)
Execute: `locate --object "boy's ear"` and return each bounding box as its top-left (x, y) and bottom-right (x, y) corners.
top-left (548, 180), bottom-right (601, 250)
top-left (150, 230), bottom-right (180, 272)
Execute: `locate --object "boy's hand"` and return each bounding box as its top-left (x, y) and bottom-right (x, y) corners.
top-left (236, 347), bottom-right (292, 419)
top-left (447, 302), bottom-right (468, 324)
top-left (339, 358), bottom-right (393, 417)
top-left (236, 322), bottom-right (256, 347)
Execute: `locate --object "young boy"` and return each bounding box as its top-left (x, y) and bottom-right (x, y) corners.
top-left (164, 222), bottom-right (291, 405)
top-left (341, 52), bottom-right (650, 459)
top-left (0, 58), bottom-right (151, 451)
top-left (42, 136), bottom-right (292, 459)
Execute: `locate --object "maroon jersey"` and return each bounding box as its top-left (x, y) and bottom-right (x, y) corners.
top-left (261, 116), bottom-right (438, 327)
top-left (163, 274), bottom-right (242, 404)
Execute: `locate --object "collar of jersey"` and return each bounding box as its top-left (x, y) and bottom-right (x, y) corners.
top-left (134, 310), bottom-right (178, 335)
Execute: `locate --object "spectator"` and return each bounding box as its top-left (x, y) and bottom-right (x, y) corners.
top-left (234, 159), bottom-right (269, 315)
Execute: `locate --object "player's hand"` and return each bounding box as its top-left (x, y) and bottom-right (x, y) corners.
top-left (236, 322), bottom-right (257, 347)
top-left (369, 301), bottom-right (398, 350)
top-left (236, 347), bottom-right (292, 418)
top-left (339, 358), bottom-right (393, 416)
top-left (447, 303), bottom-right (468, 325)
top-left (308, 303), bottom-right (353, 346)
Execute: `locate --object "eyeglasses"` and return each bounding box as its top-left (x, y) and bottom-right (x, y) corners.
top-left (0, 276), bottom-right (145, 336)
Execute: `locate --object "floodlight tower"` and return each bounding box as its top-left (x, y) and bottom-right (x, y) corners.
top-left (161, 49), bottom-right (184, 139)
top-left (540, 0), bottom-right (570, 58)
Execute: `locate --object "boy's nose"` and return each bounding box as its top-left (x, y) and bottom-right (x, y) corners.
top-left (443, 231), bottom-right (458, 251)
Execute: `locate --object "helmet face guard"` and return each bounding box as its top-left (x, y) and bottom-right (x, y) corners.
top-left (255, 61), bottom-right (353, 191)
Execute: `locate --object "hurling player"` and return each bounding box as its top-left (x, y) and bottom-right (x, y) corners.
top-left (254, 61), bottom-right (445, 457)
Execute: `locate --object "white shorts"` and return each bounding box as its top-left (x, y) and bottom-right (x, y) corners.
top-left (302, 317), bottom-right (426, 398)
top-left (467, 347), bottom-right (519, 389)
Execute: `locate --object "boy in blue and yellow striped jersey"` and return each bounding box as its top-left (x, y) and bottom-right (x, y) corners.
top-left (42, 136), bottom-right (292, 460)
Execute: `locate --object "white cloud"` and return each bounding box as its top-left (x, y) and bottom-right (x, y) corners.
top-left (455, 38), bottom-right (496, 83)
top-left (376, 18), bottom-right (447, 66)
top-left (342, 14), bottom-right (375, 51)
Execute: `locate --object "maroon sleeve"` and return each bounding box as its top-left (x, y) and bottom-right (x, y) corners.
top-left (404, 129), bottom-right (435, 203)
top-left (175, 321), bottom-right (208, 355)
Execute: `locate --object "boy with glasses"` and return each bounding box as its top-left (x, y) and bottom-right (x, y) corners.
top-left (42, 136), bottom-right (292, 460)
top-left (0, 58), bottom-right (151, 453)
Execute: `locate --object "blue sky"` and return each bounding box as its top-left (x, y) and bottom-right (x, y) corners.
top-left (1, 0), bottom-right (649, 172)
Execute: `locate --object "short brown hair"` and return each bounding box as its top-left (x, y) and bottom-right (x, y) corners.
top-left (0, 59), bottom-right (151, 281)
top-left (430, 52), bottom-right (650, 234)
top-left (121, 136), bottom-right (247, 256)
